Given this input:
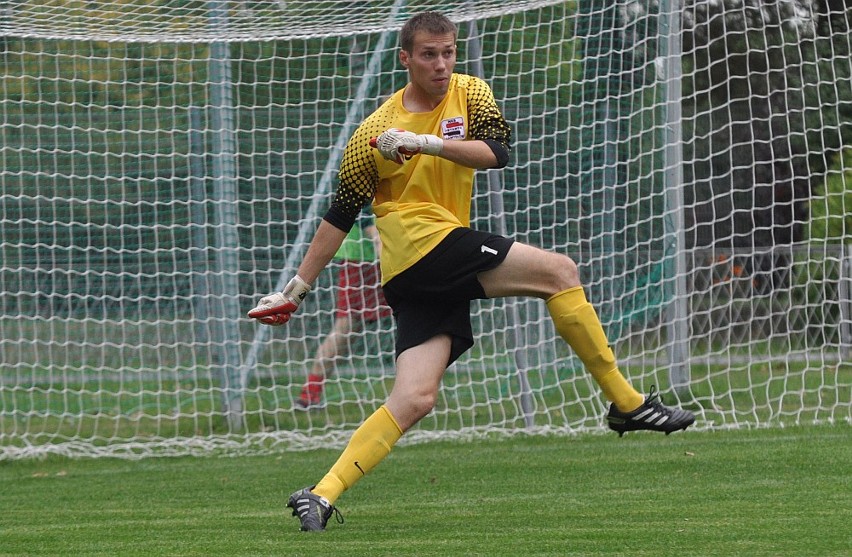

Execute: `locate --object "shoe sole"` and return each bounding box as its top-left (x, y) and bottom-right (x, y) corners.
top-left (607, 418), bottom-right (694, 437)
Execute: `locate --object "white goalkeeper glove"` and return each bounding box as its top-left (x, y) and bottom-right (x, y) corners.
top-left (370, 128), bottom-right (443, 164)
top-left (247, 275), bottom-right (312, 326)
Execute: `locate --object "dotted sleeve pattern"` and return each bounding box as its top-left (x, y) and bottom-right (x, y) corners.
top-left (463, 75), bottom-right (512, 152)
top-left (322, 108), bottom-right (389, 232)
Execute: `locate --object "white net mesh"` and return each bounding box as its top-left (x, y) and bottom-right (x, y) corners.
top-left (1, 0), bottom-right (850, 459)
top-left (3, 0), bottom-right (563, 41)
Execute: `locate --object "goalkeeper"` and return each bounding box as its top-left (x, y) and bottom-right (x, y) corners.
top-left (249, 10), bottom-right (695, 532)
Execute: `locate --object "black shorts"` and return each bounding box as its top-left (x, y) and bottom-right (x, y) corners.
top-left (382, 228), bottom-right (514, 366)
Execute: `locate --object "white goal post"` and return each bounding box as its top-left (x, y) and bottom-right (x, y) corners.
top-left (1, 0), bottom-right (850, 459)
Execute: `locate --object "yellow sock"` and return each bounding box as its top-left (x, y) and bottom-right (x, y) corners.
top-left (311, 405), bottom-right (403, 505)
top-left (546, 286), bottom-right (644, 412)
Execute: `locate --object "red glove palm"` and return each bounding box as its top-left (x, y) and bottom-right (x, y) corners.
top-left (247, 276), bottom-right (311, 326)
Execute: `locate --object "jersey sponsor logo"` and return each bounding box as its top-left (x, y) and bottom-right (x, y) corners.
top-left (440, 117), bottom-right (466, 140)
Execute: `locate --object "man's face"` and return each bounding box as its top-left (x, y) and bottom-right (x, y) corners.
top-left (400, 31), bottom-right (457, 99)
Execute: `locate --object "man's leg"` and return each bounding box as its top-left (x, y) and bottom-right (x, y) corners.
top-left (300, 261), bottom-right (375, 407)
top-left (545, 286), bottom-right (644, 412)
top-left (479, 243), bottom-right (643, 412)
top-left (308, 404), bottom-right (403, 505)
top-left (479, 241), bottom-right (693, 434)
top-left (299, 315), bottom-right (360, 406)
top-left (308, 334), bottom-right (451, 505)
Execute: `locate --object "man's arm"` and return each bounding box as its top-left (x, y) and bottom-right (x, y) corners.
top-left (296, 220), bottom-right (349, 284)
top-left (372, 130), bottom-right (500, 169)
top-left (435, 138), bottom-right (498, 169)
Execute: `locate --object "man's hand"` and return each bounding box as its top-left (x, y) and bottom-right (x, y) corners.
top-left (370, 128), bottom-right (443, 163)
top-left (247, 275), bottom-right (312, 326)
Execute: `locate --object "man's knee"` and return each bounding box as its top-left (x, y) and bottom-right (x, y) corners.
top-left (410, 390), bottom-right (437, 421)
top-left (388, 388), bottom-right (437, 430)
top-left (544, 251), bottom-right (580, 291)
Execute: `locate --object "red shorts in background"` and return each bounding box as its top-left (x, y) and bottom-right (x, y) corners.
top-left (335, 260), bottom-right (392, 321)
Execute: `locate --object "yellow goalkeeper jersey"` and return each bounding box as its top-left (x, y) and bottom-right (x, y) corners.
top-left (327, 73), bottom-right (512, 284)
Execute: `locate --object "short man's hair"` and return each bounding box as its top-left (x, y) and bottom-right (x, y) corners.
top-left (400, 11), bottom-right (458, 52)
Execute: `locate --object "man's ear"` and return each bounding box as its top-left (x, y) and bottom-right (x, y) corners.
top-left (399, 49), bottom-right (409, 69)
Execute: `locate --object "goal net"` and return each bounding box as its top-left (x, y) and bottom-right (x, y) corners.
top-left (2, 0), bottom-right (850, 459)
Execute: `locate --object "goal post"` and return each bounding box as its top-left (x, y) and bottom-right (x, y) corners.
top-left (1, 0), bottom-right (850, 460)
top-left (657, 0), bottom-right (691, 396)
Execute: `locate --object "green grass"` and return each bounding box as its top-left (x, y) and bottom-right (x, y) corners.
top-left (1, 426), bottom-right (850, 556)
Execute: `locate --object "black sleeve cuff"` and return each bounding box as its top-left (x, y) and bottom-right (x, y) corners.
top-left (483, 138), bottom-right (510, 168)
top-left (323, 205), bottom-right (358, 233)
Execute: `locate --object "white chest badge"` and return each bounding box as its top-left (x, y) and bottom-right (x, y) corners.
top-left (440, 117), bottom-right (466, 140)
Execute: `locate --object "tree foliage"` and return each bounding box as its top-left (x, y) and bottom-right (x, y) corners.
top-left (681, 0), bottom-right (852, 248)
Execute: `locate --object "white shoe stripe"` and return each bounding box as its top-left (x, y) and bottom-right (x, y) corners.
top-left (634, 408), bottom-right (654, 420)
top-left (643, 411), bottom-right (661, 423)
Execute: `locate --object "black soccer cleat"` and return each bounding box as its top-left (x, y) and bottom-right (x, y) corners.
top-left (286, 486), bottom-right (343, 532)
top-left (606, 385), bottom-right (695, 437)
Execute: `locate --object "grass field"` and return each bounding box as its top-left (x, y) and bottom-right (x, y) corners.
top-left (1, 425), bottom-right (850, 556)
